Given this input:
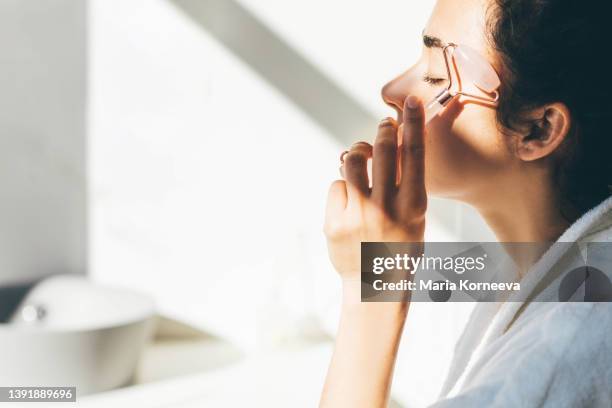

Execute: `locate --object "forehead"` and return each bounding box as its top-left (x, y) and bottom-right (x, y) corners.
top-left (425, 0), bottom-right (491, 56)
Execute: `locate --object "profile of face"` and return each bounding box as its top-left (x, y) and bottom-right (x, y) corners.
top-left (382, 0), bottom-right (515, 204)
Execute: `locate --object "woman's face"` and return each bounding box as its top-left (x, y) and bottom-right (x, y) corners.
top-left (382, 0), bottom-right (515, 203)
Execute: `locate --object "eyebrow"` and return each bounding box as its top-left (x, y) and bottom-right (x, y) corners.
top-left (422, 32), bottom-right (445, 48)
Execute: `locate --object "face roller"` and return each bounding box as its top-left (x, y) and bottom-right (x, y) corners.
top-left (424, 43), bottom-right (501, 124)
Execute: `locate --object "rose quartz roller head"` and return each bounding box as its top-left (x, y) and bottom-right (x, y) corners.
top-left (424, 44), bottom-right (501, 124)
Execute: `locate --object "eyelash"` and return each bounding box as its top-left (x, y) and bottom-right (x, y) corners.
top-left (423, 75), bottom-right (447, 86)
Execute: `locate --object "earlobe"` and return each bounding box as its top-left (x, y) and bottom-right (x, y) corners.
top-left (516, 103), bottom-right (571, 162)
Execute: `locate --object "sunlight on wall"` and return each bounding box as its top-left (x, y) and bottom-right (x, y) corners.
top-left (90, 0), bottom-right (352, 348)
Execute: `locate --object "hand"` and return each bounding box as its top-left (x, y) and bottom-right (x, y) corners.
top-left (324, 95), bottom-right (427, 281)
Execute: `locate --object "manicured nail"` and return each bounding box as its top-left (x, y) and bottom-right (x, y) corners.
top-left (406, 95), bottom-right (420, 109)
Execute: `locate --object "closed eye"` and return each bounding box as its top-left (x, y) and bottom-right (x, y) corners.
top-left (423, 75), bottom-right (447, 86)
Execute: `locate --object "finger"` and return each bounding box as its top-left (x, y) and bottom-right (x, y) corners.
top-left (342, 142), bottom-right (372, 202)
top-left (325, 179), bottom-right (348, 219)
top-left (324, 180), bottom-right (347, 237)
top-left (399, 95), bottom-right (426, 206)
top-left (371, 118), bottom-right (399, 205)
top-left (396, 124), bottom-right (404, 185)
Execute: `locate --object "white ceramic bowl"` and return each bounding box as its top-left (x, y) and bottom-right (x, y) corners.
top-left (0, 275), bottom-right (156, 395)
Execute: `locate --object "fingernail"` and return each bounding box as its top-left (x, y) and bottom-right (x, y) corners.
top-left (340, 150), bottom-right (349, 164)
top-left (406, 95), bottom-right (420, 109)
top-left (379, 117), bottom-right (394, 127)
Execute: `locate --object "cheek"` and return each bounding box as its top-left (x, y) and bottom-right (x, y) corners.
top-left (423, 102), bottom-right (512, 198)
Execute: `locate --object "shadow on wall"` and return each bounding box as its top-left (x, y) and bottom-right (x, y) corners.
top-left (169, 0), bottom-right (378, 145)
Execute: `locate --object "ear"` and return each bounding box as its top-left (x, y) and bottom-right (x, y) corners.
top-left (515, 103), bottom-right (571, 162)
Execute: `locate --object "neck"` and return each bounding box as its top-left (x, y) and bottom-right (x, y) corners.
top-left (473, 173), bottom-right (570, 242)
top-left (477, 199), bottom-right (569, 243)
top-left (470, 177), bottom-right (571, 272)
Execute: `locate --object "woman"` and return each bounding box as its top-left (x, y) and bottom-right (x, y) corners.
top-left (320, 0), bottom-right (612, 406)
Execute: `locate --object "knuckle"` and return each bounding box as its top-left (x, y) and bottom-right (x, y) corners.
top-left (404, 114), bottom-right (424, 125)
top-left (412, 200), bottom-right (428, 215)
top-left (323, 219), bottom-right (344, 238)
top-left (404, 143), bottom-right (425, 156)
top-left (404, 220), bottom-right (425, 236)
top-left (396, 198), bottom-right (427, 218)
top-left (324, 217), bottom-right (360, 239)
top-left (344, 218), bottom-right (362, 235)
top-left (410, 194), bottom-right (428, 212)
top-left (375, 137), bottom-right (397, 152)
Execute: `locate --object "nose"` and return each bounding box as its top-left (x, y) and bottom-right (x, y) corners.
top-left (381, 80), bottom-right (403, 119)
top-left (381, 69), bottom-right (416, 121)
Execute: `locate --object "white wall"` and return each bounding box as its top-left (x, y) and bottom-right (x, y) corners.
top-left (0, 0), bottom-right (87, 285)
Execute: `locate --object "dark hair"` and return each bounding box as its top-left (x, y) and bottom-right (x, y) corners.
top-left (487, 0), bottom-right (612, 221)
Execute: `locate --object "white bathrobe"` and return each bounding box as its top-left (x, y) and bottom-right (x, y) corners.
top-left (431, 196), bottom-right (612, 408)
